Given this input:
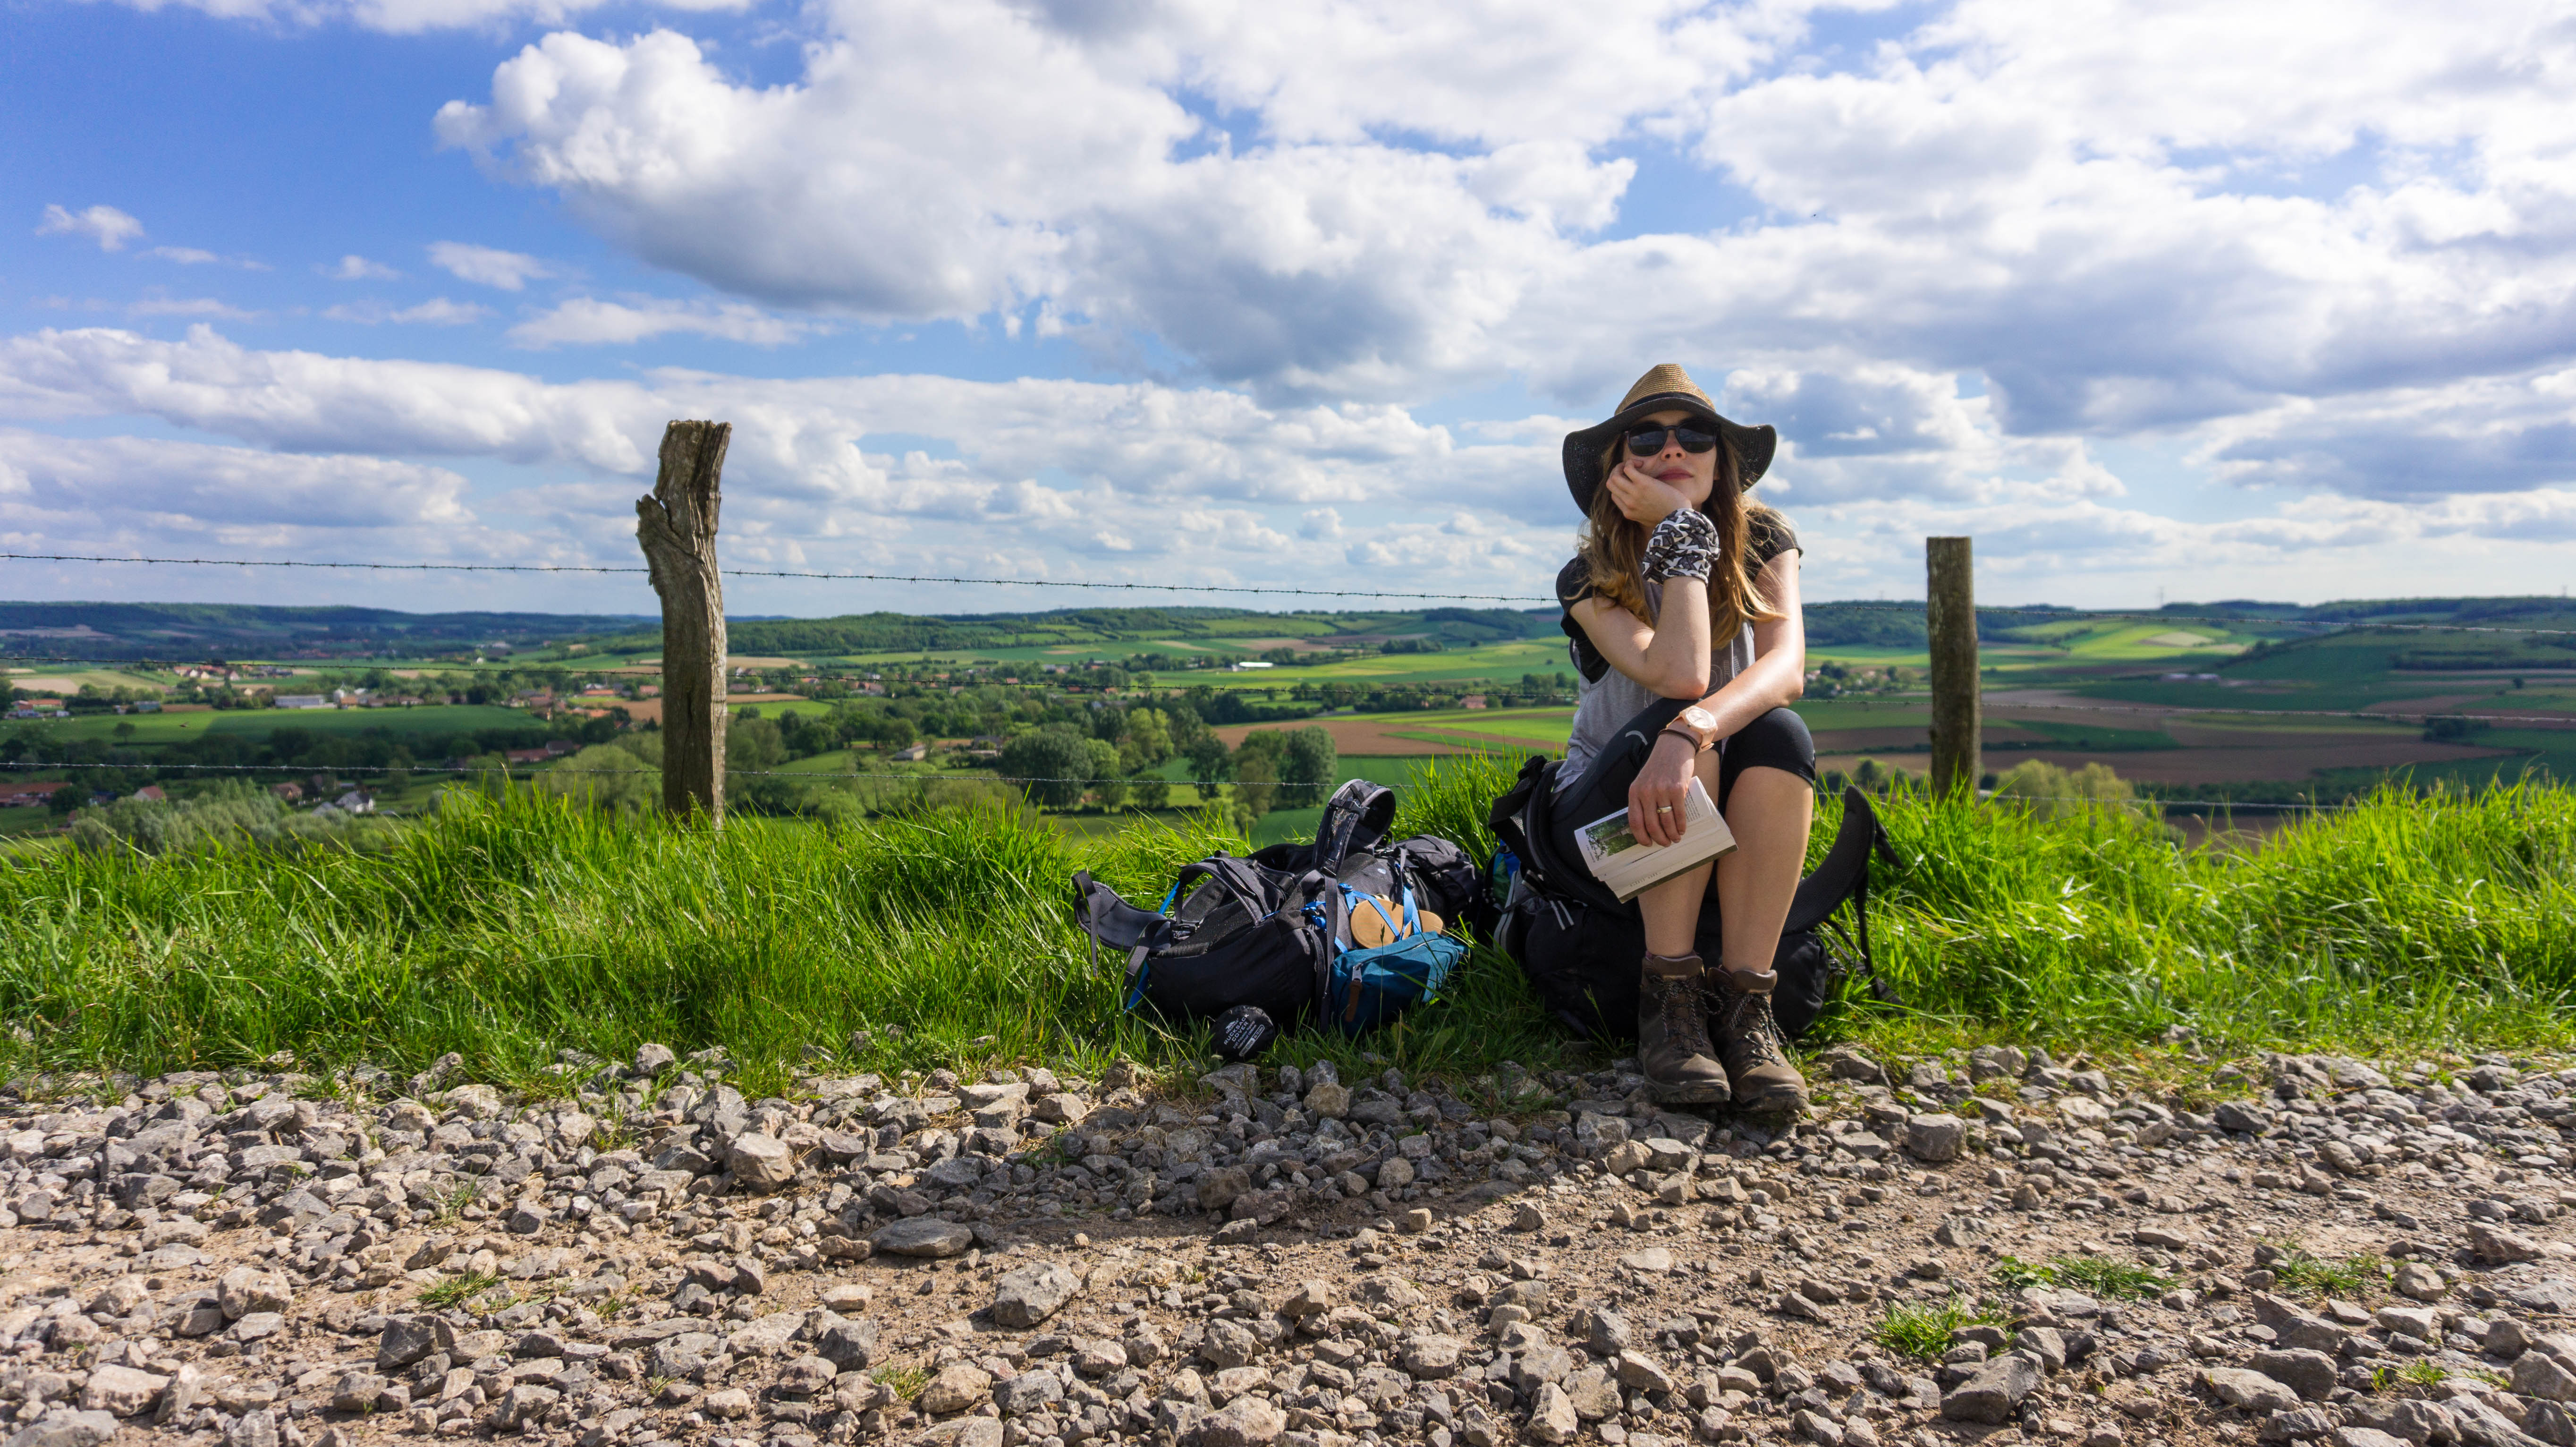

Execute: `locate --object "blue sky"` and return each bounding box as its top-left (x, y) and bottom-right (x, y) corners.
top-left (4, 0), bottom-right (2574, 620)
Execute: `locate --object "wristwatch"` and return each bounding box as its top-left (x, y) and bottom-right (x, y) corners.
top-left (1660, 705), bottom-right (1720, 752)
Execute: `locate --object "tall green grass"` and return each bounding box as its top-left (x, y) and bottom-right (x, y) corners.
top-left (1849, 777), bottom-right (2576, 1053)
top-left (0, 766), bottom-right (2570, 1090)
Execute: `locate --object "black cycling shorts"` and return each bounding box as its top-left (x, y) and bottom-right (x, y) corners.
top-left (1553, 697), bottom-right (1815, 829)
top-left (1545, 697), bottom-right (1817, 931)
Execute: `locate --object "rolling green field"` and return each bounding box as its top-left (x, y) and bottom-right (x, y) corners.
top-left (1990, 619), bottom-right (2264, 662)
top-left (17, 596), bottom-right (2576, 804)
top-left (1374, 707), bottom-right (1573, 746)
top-left (7, 703), bottom-right (537, 746)
top-left (0, 806), bottom-right (54, 838)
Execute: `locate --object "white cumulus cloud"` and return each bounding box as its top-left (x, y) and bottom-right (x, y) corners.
top-left (36, 204), bottom-right (145, 253)
top-left (324, 297), bottom-right (494, 325)
top-left (326, 255), bottom-right (401, 281)
top-left (75, 0), bottom-right (754, 34)
top-left (506, 297), bottom-right (824, 349)
top-left (0, 428), bottom-right (477, 530)
top-left (414, 0), bottom-right (2576, 498)
top-left (428, 241), bottom-right (557, 291)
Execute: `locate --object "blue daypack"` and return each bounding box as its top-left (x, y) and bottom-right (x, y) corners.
top-left (1070, 781), bottom-right (1475, 1040)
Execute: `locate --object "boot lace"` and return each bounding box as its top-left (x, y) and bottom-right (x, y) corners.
top-left (1720, 986), bottom-right (1789, 1066)
top-left (1650, 975), bottom-right (1719, 1058)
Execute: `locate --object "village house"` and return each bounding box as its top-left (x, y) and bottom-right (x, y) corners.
top-left (0, 781), bottom-right (71, 808)
top-left (274, 695), bottom-right (330, 710)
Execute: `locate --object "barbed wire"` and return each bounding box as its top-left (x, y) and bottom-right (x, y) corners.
top-left (12, 550), bottom-right (2576, 635)
top-left (0, 758), bottom-right (1173, 786)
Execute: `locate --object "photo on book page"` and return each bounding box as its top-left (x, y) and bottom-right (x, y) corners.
top-left (1575, 776), bottom-right (1737, 903)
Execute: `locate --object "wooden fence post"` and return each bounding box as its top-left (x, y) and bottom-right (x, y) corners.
top-left (636, 421), bottom-right (730, 825)
top-left (1926, 536), bottom-right (1980, 799)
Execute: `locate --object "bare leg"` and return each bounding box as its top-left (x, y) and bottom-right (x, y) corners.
top-left (1716, 765), bottom-right (1814, 972)
top-left (1707, 764), bottom-right (1816, 1114)
top-left (1634, 746), bottom-right (1726, 956)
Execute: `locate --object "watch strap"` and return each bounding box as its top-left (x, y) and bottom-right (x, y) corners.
top-left (1661, 714), bottom-right (1719, 752)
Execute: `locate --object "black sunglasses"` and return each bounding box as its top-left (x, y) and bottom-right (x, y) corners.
top-left (1624, 423), bottom-right (1719, 456)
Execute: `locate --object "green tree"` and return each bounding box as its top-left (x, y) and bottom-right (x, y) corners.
top-left (1085, 738), bottom-right (1127, 810)
top-left (1133, 775), bottom-right (1172, 811)
top-left (999, 726), bottom-right (1093, 809)
top-left (1165, 703), bottom-right (1212, 756)
top-left (1185, 734), bottom-right (1231, 797)
top-left (727, 716), bottom-right (787, 772)
top-left (1124, 707), bottom-right (1174, 764)
top-left (542, 744), bottom-right (661, 813)
top-left (1232, 739), bottom-right (1281, 819)
top-left (1280, 725), bottom-right (1337, 807)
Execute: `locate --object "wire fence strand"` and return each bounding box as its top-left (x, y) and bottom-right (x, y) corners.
top-left (10, 550), bottom-right (2576, 635)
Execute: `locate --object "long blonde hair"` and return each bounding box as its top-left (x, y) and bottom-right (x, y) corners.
top-left (1578, 437), bottom-right (1783, 635)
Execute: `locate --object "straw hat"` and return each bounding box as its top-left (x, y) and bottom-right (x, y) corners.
top-left (1561, 363), bottom-right (1777, 515)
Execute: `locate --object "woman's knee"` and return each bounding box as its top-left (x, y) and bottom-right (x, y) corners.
top-left (1729, 706), bottom-right (1815, 780)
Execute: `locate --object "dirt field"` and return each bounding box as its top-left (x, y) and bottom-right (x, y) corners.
top-left (1217, 718), bottom-right (1540, 757)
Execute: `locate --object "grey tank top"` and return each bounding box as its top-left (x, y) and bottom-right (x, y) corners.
top-left (1551, 511), bottom-right (1800, 794)
top-left (1557, 591), bottom-right (1756, 793)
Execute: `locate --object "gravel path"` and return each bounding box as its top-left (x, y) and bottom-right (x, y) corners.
top-left (3, 1043), bottom-right (2574, 1447)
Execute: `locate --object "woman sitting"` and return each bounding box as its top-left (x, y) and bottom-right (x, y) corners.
top-left (1551, 364), bottom-right (1815, 1113)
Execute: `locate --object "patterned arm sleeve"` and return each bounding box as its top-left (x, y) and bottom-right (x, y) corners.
top-left (1641, 508), bottom-right (1720, 583)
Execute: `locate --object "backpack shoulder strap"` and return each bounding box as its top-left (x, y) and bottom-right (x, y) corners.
top-left (1781, 785), bottom-right (1884, 936)
top-left (1072, 871), bottom-right (1172, 949)
top-left (1780, 788), bottom-right (1905, 1005)
top-left (1312, 779), bottom-right (1397, 876)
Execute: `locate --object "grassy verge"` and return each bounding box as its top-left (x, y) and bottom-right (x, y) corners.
top-left (0, 758), bottom-right (2570, 1092)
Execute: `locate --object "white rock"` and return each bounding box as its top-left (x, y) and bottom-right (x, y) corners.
top-left (726, 1132), bottom-right (797, 1193)
top-left (81, 1364), bottom-right (169, 1416)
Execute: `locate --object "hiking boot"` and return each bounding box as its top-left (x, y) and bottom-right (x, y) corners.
top-left (1637, 953), bottom-right (1730, 1105)
top-left (1712, 966), bottom-right (1809, 1115)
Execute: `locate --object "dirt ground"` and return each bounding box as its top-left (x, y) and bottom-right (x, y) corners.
top-left (6, 1047), bottom-right (2574, 1447)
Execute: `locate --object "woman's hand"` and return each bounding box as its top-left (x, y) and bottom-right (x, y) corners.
top-left (1605, 458), bottom-right (1694, 528)
top-left (1627, 731), bottom-right (1699, 848)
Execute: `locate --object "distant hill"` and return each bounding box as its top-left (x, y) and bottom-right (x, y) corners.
top-left (0, 602), bottom-right (650, 660)
top-left (588, 604), bottom-right (1566, 657)
top-left (11, 593), bottom-right (2569, 664)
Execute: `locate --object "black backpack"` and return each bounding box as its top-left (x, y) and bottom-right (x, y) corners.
top-left (1070, 781), bottom-right (1479, 1037)
top-left (1484, 759), bottom-right (1898, 1042)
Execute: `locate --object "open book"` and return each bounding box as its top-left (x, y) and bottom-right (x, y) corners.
top-left (1575, 777), bottom-right (1737, 902)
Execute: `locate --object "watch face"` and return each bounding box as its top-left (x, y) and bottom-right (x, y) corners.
top-left (1681, 706), bottom-right (1717, 732)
